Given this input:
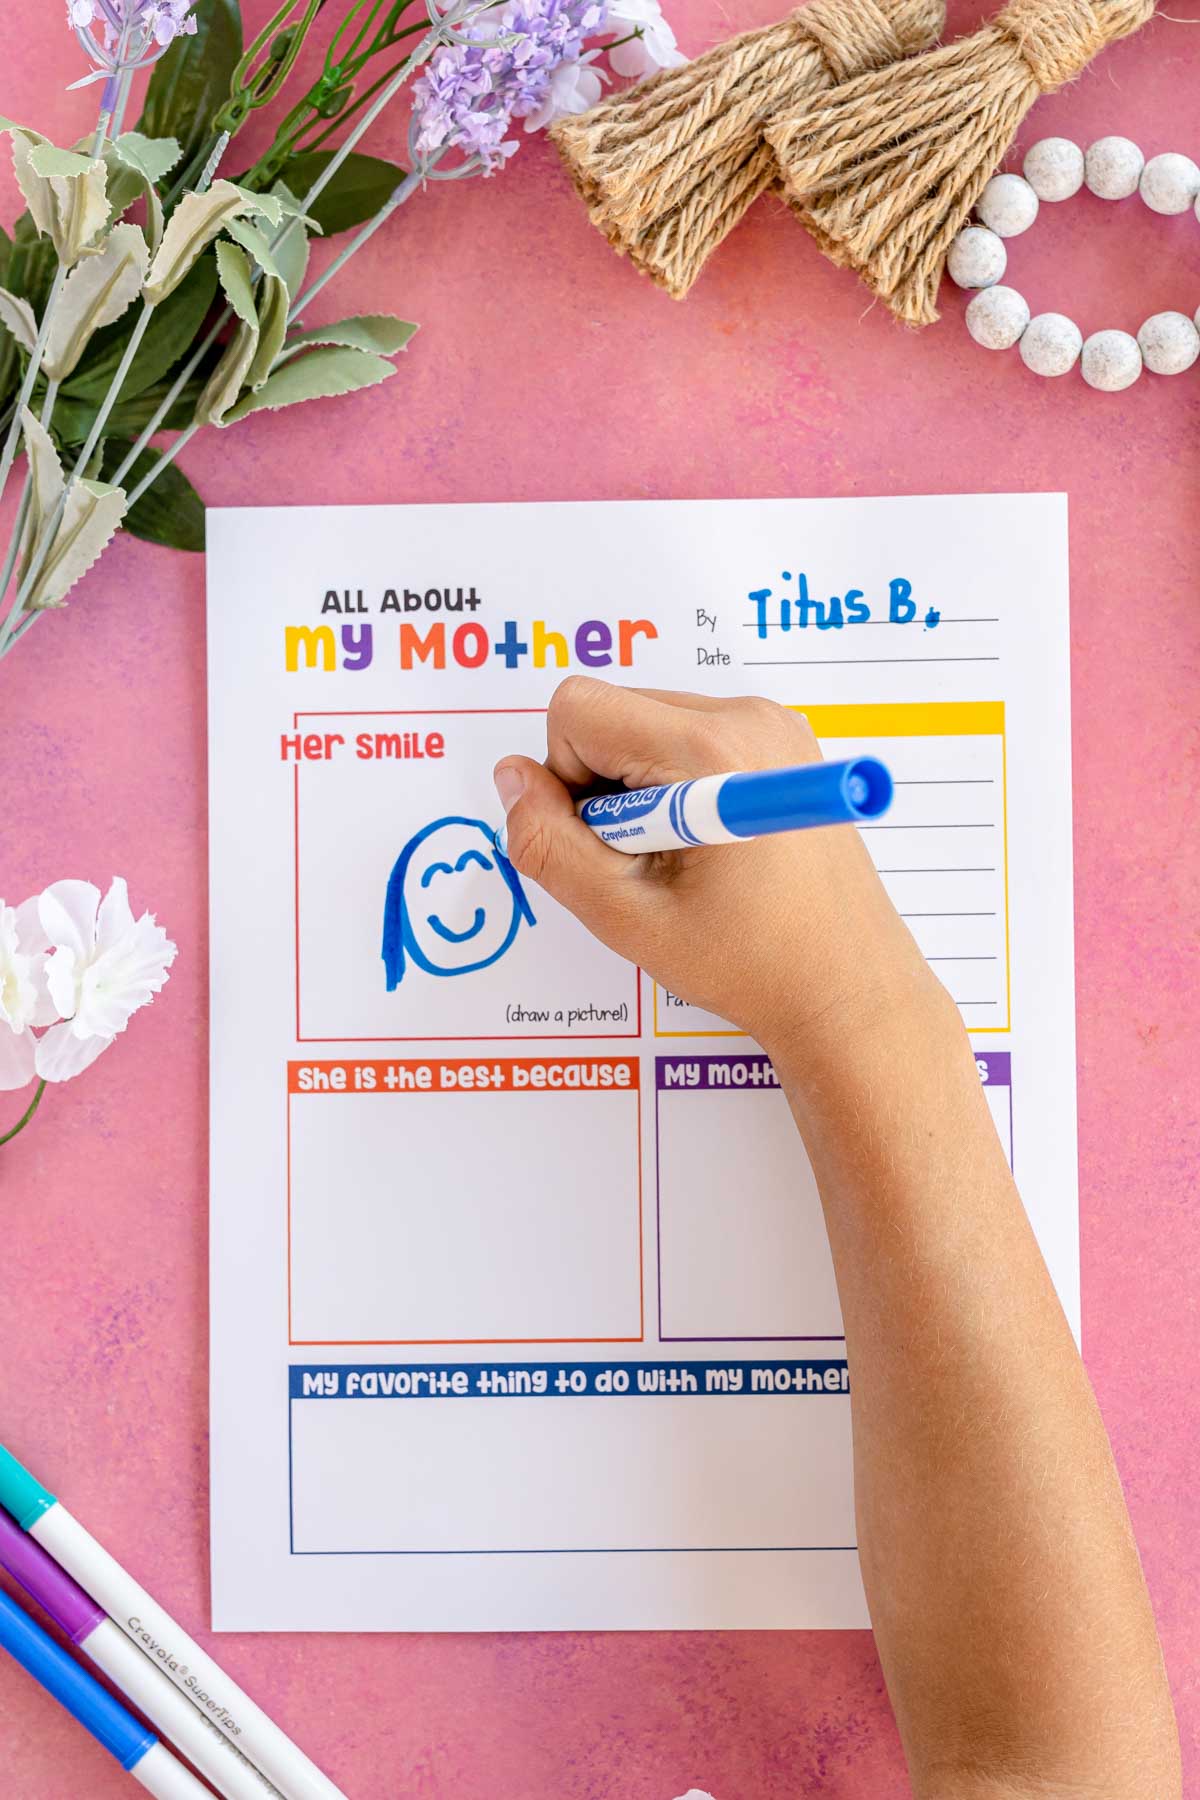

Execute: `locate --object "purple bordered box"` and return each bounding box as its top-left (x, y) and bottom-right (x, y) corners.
top-left (654, 1052), bottom-right (1013, 1344)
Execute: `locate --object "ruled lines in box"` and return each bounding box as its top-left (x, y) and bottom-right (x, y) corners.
top-left (654, 702), bottom-right (1010, 1037)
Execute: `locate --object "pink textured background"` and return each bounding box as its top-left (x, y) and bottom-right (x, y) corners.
top-left (2, 0), bottom-right (1198, 1792)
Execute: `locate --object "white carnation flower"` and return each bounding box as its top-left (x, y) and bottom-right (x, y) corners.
top-left (35, 877), bottom-right (177, 1083)
top-left (606, 0), bottom-right (685, 77)
top-left (524, 52), bottom-right (606, 131)
top-left (0, 899), bottom-right (59, 1091)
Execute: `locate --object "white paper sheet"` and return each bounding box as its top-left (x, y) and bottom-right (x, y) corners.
top-left (207, 494), bottom-right (1076, 1631)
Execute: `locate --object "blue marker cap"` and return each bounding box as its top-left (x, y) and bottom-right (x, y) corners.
top-left (715, 757), bottom-right (892, 837)
top-left (0, 1586), bottom-right (156, 1769)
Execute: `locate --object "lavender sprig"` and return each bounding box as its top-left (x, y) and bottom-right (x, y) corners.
top-left (411, 0), bottom-right (607, 172)
top-left (68, 0), bottom-right (198, 115)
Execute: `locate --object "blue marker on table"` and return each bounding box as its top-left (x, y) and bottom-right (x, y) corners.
top-left (0, 1586), bottom-right (210, 1796)
top-left (569, 758), bottom-right (892, 854)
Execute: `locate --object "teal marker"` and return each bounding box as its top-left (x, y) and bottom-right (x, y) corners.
top-left (0, 1444), bottom-right (347, 1800)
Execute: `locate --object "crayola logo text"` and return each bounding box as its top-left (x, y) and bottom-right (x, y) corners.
top-left (285, 617), bottom-right (658, 673)
top-left (581, 788), bottom-right (667, 823)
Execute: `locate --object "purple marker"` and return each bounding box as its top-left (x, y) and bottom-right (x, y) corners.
top-left (0, 1510), bottom-right (281, 1800)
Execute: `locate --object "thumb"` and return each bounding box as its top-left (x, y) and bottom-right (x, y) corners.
top-left (493, 755), bottom-right (628, 915)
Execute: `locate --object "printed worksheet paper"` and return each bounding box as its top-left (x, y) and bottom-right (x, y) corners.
top-left (207, 494), bottom-right (1076, 1632)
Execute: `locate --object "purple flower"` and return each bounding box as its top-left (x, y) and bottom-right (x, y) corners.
top-left (68, 0), bottom-right (197, 109)
top-left (412, 0), bottom-right (610, 174)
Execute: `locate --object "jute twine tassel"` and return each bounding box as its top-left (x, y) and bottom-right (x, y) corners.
top-left (766, 0), bottom-right (1156, 326)
top-left (549, 0), bottom-right (945, 299)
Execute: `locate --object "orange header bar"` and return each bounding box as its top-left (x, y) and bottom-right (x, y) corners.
top-left (288, 1057), bottom-right (637, 1095)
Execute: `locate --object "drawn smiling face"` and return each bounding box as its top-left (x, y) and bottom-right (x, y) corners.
top-left (382, 816), bottom-right (536, 988)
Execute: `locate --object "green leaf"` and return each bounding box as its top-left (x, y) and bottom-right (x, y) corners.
top-left (16, 412), bottom-right (126, 612)
top-left (111, 132), bottom-right (182, 187)
top-left (281, 315), bottom-right (418, 359)
top-left (223, 215), bottom-right (283, 280)
top-left (223, 344), bottom-right (396, 423)
top-left (43, 223), bottom-right (149, 383)
top-left (53, 375), bottom-right (210, 444)
top-left (19, 407), bottom-right (65, 551)
top-left (247, 274), bottom-right (288, 390)
top-left (103, 133), bottom-right (180, 248)
top-left (61, 252), bottom-right (217, 403)
top-left (269, 185), bottom-right (309, 302)
top-left (23, 476), bottom-right (127, 610)
top-left (144, 179), bottom-right (274, 305)
top-left (215, 239), bottom-right (256, 327)
top-left (227, 185), bottom-right (284, 230)
top-left (274, 151), bottom-right (406, 236)
top-left (101, 443), bottom-right (205, 552)
top-left (0, 287), bottom-right (37, 353)
top-left (195, 319), bottom-right (258, 426)
top-left (27, 143), bottom-right (95, 180)
top-left (4, 215), bottom-right (57, 313)
top-left (13, 137), bottom-right (110, 265)
top-left (138, 0), bottom-right (243, 168)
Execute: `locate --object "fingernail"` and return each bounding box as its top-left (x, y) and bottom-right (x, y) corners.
top-left (493, 763), bottom-right (525, 814)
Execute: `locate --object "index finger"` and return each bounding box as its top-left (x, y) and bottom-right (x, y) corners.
top-left (544, 678), bottom-right (735, 792)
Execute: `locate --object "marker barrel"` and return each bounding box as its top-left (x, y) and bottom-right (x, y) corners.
top-left (132, 1742), bottom-right (217, 1800)
top-left (0, 1589), bottom-right (209, 1797)
top-left (30, 1504), bottom-right (346, 1800)
top-left (578, 758), bottom-right (893, 854)
top-left (86, 1618), bottom-right (286, 1800)
top-left (0, 1501), bottom-right (282, 1799)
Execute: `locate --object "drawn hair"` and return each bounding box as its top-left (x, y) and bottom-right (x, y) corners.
top-left (381, 815), bottom-right (535, 990)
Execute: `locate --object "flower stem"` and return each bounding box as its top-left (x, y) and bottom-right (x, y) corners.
top-left (0, 1080), bottom-right (46, 1149)
top-left (288, 164), bottom-right (429, 320)
top-left (11, 303), bottom-right (154, 617)
top-left (196, 130), bottom-right (233, 193)
top-left (52, 3), bottom-right (493, 561)
top-left (288, 21), bottom-right (447, 217)
top-left (125, 164), bottom-right (434, 506)
top-left (108, 311), bottom-right (224, 489)
top-left (111, 18), bottom-right (453, 490)
top-left (0, 381), bottom-right (58, 654)
top-left (125, 419), bottom-right (201, 505)
top-left (109, 66), bottom-right (135, 140)
top-left (0, 608), bottom-right (40, 658)
top-left (0, 265), bottom-right (67, 509)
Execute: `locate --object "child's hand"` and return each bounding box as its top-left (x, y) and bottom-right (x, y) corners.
top-left (493, 678), bottom-right (943, 1067)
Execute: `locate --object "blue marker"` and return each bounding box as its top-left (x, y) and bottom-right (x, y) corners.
top-left (0, 1586), bottom-right (210, 1796)
top-left (569, 758), bottom-right (892, 854)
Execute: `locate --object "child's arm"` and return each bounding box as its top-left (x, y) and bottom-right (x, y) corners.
top-left (495, 678), bottom-right (1181, 1800)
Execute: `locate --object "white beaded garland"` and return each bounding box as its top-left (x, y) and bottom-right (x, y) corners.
top-left (958, 135), bottom-right (1200, 391)
top-left (1023, 137), bottom-right (1084, 202)
top-left (1085, 135), bottom-right (1144, 200)
top-left (1139, 152), bottom-right (1200, 215)
top-left (1081, 329), bottom-right (1142, 392)
top-left (965, 285), bottom-right (1031, 350)
top-left (1138, 312), bottom-right (1200, 376)
top-left (976, 173), bottom-right (1039, 237)
top-left (946, 225), bottom-right (1006, 289)
top-left (1019, 313), bottom-right (1083, 377)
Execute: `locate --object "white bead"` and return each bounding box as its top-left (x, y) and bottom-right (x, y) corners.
top-left (1139, 152), bottom-right (1200, 215)
top-left (965, 284), bottom-right (1030, 349)
top-left (1081, 329), bottom-right (1142, 392)
top-left (947, 225), bottom-right (1006, 290)
top-left (1084, 136), bottom-right (1144, 200)
top-left (1137, 311), bottom-right (1200, 375)
top-left (976, 173), bottom-right (1039, 237)
top-left (1019, 313), bottom-right (1082, 377)
top-left (1023, 137), bottom-right (1084, 202)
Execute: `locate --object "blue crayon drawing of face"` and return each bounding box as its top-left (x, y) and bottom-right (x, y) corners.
top-left (382, 816), bottom-right (536, 989)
